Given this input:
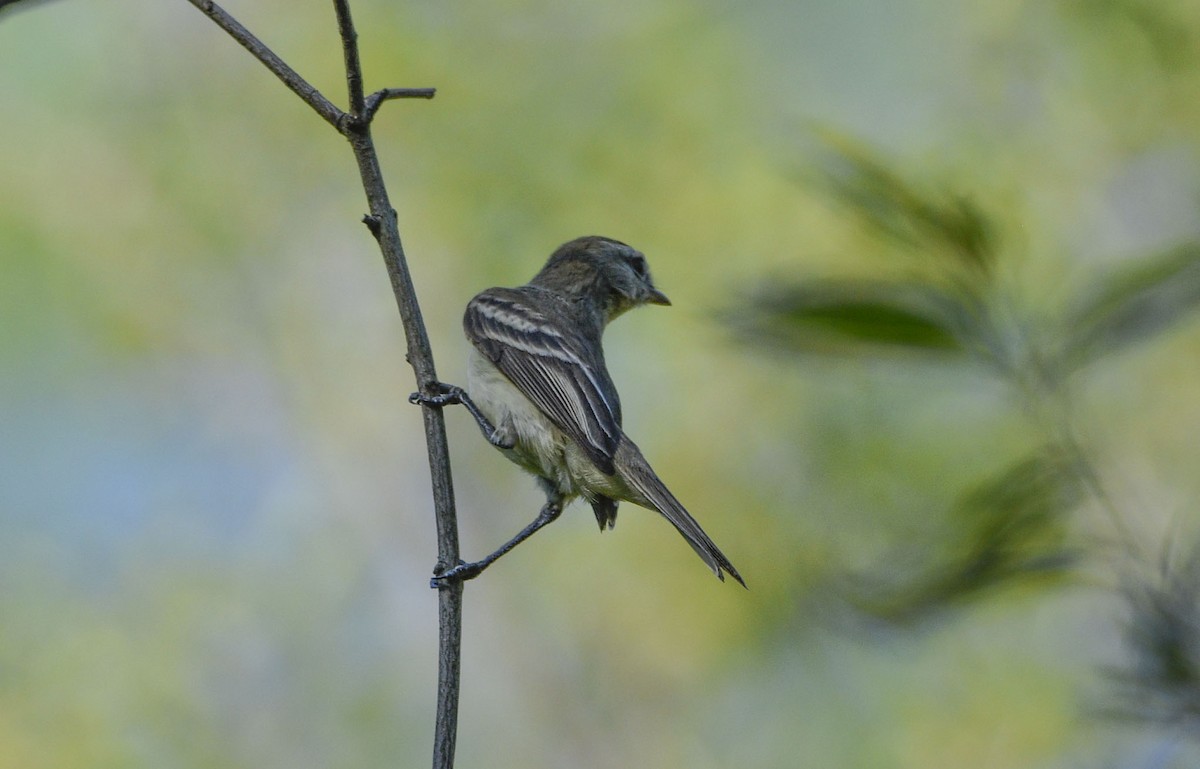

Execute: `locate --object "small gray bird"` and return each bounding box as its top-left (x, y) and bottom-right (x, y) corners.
top-left (413, 236), bottom-right (743, 587)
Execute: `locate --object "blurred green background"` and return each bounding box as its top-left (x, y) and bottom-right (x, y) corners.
top-left (4, 0), bottom-right (1200, 767)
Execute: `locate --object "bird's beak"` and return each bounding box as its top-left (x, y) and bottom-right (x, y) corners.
top-left (646, 287), bottom-right (672, 306)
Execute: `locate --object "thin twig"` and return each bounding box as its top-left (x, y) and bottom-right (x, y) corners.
top-left (333, 0), bottom-right (366, 118)
top-left (184, 0), bottom-right (345, 129)
top-left (187, 2), bottom-right (461, 768)
top-left (364, 87), bottom-right (438, 123)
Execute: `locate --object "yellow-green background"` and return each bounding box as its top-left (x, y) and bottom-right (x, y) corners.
top-left (3, 1), bottom-right (1200, 767)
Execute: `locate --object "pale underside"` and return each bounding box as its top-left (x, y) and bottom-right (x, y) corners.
top-left (466, 347), bottom-right (639, 505)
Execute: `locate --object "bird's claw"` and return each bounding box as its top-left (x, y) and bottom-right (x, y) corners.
top-left (429, 559), bottom-right (484, 588)
top-left (487, 428), bottom-right (516, 450)
top-left (409, 382), bottom-right (465, 408)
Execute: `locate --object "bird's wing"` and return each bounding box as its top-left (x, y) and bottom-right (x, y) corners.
top-left (464, 288), bottom-right (621, 474)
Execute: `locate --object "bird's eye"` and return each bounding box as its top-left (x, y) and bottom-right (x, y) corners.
top-left (625, 254), bottom-right (648, 278)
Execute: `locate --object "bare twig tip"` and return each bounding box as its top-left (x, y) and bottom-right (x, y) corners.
top-left (360, 87), bottom-right (438, 123)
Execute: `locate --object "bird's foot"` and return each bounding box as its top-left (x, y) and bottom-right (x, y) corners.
top-left (430, 559), bottom-right (486, 589)
top-left (409, 382), bottom-right (465, 408)
top-left (485, 425), bottom-right (517, 450)
top-left (410, 383), bottom-right (515, 449)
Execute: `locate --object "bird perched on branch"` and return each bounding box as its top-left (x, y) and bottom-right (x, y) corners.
top-left (412, 235), bottom-right (743, 588)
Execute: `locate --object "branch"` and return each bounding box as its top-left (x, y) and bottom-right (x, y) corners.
top-left (184, 0), bottom-right (345, 129)
top-left (364, 88), bottom-right (438, 123)
top-left (332, 8), bottom-right (435, 128)
top-left (188, 2), bottom-right (460, 768)
top-left (333, 0), bottom-right (366, 117)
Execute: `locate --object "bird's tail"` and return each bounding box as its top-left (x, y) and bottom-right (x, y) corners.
top-left (617, 441), bottom-right (745, 587)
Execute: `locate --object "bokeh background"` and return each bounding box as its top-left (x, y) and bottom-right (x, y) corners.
top-left (4, 0), bottom-right (1200, 767)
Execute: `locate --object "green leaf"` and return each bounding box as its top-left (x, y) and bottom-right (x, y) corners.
top-left (1063, 242), bottom-right (1200, 369)
top-left (810, 132), bottom-right (997, 274)
top-left (733, 279), bottom-right (980, 359)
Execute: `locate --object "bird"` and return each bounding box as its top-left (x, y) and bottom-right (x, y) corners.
top-left (412, 235), bottom-right (744, 588)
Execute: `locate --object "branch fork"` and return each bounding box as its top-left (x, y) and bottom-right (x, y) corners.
top-left (186, 0), bottom-right (434, 134)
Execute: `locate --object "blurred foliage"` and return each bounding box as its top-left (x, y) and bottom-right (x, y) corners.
top-left (731, 60), bottom-right (1200, 761)
top-left (732, 280), bottom-right (978, 358)
top-left (1063, 242), bottom-right (1200, 370)
top-left (4, 1), bottom-right (1200, 768)
top-left (734, 129), bottom-right (1200, 627)
top-left (1107, 544), bottom-right (1200, 734)
top-left (808, 133), bottom-right (997, 275)
top-left (848, 447), bottom-right (1083, 624)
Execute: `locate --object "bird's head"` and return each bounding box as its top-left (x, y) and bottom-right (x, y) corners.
top-left (532, 236), bottom-right (671, 322)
